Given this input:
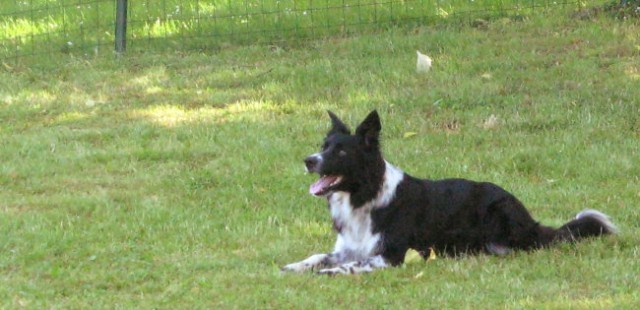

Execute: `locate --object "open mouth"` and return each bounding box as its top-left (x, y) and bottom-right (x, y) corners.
top-left (309, 175), bottom-right (343, 196)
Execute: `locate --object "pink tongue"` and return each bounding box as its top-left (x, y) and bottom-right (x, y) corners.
top-left (310, 175), bottom-right (339, 196)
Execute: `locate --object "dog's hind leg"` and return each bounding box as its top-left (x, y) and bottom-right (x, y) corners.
top-left (486, 242), bottom-right (512, 256)
top-left (484, 195), bottom-right (548, 252)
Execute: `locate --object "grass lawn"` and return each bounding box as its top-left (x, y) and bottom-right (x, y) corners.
top-left (1, 6), bottom-right (640, 309)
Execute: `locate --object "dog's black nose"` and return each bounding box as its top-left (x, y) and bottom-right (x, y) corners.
top-left (304, 155), bottom-right (319, 172)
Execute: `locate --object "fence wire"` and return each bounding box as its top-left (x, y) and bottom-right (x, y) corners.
top-left (1, 0), bottom-right (605, 62)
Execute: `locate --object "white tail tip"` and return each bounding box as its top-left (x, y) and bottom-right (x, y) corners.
top-left (576, 209), bottom-right (618, 234)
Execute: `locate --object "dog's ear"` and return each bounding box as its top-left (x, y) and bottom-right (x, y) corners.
top-left (355, 110), bottom-right (381, 148)
top-left (327, 111), bottom-right (351, 135)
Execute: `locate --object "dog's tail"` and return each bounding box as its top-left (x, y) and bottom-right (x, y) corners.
top-left (545, 209), bottom-right (618, 243)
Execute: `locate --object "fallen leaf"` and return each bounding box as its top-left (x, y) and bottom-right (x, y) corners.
top-left (404, 249), bottom-right (422, 264)
top-left (416, 50), bottom-right (432, 73)
top-left (428, 247), bottom-right (437, 261)
top-left (403, 132), bottom-right (418, 139)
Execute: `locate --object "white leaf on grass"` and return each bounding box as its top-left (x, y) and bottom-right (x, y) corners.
top-left (416, 50), bottom-right (432, 73)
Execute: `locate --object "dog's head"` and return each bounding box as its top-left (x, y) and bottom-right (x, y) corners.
top-left (305, 110), bottom-right (384, 198)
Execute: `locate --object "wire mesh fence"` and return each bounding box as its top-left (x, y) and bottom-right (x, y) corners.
top-left (1, 0), bottom-right (611, 63)
top-left (2, 0), bottom-right (115, 61)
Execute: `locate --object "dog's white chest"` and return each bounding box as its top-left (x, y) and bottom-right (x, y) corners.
top-left (327, 162), bottom-right (404, 260)
top-left (329, 192), bottom-right (380, 260)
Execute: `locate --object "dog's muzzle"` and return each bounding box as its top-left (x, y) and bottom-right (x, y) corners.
top-left (304, 154), bottom-right (322, 173)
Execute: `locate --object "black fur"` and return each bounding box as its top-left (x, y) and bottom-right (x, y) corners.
top-left (306, 110), bottom-right (616, 267)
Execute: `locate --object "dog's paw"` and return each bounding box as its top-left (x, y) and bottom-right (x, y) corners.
top-left (281, 254), bottom-right (330, 273)
top-left (281, 262), bottom-right (310, 273)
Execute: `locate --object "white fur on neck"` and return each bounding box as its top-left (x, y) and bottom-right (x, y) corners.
top-left (329, 161), bottom-right (405, 260)
top-left (376, 161), bottom-right (404, 207)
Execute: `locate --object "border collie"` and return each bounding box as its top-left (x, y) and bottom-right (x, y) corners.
top-left (282, 110), bottom-right (617, 275)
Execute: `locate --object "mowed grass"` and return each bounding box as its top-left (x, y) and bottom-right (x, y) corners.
top-left (1, 10), bottom-right (640, 308)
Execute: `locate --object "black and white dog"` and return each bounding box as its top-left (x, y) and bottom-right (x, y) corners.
top-left (282, 110), bottom-right (617, 275)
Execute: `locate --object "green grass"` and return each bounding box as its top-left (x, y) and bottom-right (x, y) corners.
top-left (1, 8), bottom-right (640, 309)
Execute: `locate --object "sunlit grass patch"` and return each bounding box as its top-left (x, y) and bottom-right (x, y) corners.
top-left (0, 17), bottom-right (60, 41)
top-left (132, 105), bottom-right (192, 127)
top-left (625, 64), bottom-right (640, 80)
top-left (53, 111), bottom-right (88, 124)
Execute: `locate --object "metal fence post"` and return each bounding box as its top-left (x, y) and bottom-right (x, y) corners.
top-left (115, 0), bottom-right (128, 54)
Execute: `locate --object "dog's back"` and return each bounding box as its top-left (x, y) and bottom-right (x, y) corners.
top-left (374, 176), bottom-right (615, 261)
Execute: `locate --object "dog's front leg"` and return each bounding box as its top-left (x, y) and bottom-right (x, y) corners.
top-left (281, 253), bottom-right (342, 273)
top-left (317, 255), bottom-right (389, 275)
